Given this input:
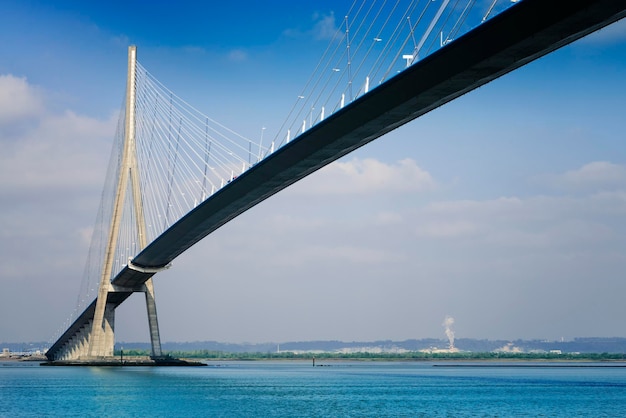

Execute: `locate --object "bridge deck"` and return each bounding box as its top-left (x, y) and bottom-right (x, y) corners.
top-left (47, 0), bottom-right (626, 360)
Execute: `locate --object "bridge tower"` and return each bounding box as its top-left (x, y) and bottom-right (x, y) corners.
top-left (87, 46), bottom-right (163, 359)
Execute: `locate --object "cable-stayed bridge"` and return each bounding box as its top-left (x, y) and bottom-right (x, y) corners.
top-left (46, 0), bottom-right (626, 362)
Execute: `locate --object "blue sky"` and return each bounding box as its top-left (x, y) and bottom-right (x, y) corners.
top-left (2, 0), bottom-right (626, 346)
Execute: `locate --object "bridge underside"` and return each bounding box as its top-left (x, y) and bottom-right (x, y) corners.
top-left (47, 0), bottom-right (626, 361)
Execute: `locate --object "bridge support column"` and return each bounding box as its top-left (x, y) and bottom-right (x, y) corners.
top-left (144, 278), bottom-right (163, 357)
top-left (88, 301), bottom-right (115, 358)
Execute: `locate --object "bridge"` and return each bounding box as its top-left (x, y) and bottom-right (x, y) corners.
top-left (46, 0), bottom-right (626, 362)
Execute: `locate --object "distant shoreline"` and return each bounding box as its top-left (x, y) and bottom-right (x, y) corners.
top-left (4, 351), bottom-right (626, 365)
top-left (0, 356), bottom-right (47, 362)
top-left (4, 357), bottom-right (626, 368)
top-left (128, 350), bottom-right (626, 362)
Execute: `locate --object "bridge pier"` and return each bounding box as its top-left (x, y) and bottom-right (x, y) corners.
top-left (144, 278), bottom-right (163, 358)
top-left (86, 302), bottom-right (115, 358)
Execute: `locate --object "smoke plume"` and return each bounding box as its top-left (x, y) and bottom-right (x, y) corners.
top-left (442, 316), bottom-right (455, 350)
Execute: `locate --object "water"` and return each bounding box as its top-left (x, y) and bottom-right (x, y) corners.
top-left (2, 361), bottom-right (626, 417)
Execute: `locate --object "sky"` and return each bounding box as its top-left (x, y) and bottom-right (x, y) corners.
top-left (1, 0), bottom-right (626, 346)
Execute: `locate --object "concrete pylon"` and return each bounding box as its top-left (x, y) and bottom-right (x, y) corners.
top-left (87, 45), bottom-right (163, 359)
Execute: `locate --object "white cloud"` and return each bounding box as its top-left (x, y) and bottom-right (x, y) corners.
top-left (183, 45), bottom-right (207, 55)
top-left (312, 12), bottom-right (338, 41)
top-left (413, 190), bottom-right (626, 252)
top-left (283, 11), bottom-right (339, 41)
top-left (416, 220), bottom-right (479, 239)
top-left (545, 161), bottom-right (626, 191)
top-left (375, 211), bottom-right (403, 225)
top-left (275, 244), bottom-right (405, 267)
top-left (0, 74), bottom-right (116, 282)
top-left (297, 157), bottom-right (436, 195)
top-left (0, 108), bottom-right (116, 194)
top-left (228, 49), bottom-right (248, 62)
top-left (0, 74), bottom-right (44, 126)
top-left (110, 34), bottom-right (131, 48)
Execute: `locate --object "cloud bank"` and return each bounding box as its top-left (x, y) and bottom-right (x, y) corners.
top-left (0, 74), bottom-right (117, 340)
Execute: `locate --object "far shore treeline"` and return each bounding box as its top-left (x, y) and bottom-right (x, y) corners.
top-left (113, 350), bottom-right (626, 362)
top-left (5, 337), bottom-right (626, 357)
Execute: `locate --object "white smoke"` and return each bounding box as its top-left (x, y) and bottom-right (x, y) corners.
top-left (442, 316), bottom-right (455, 349)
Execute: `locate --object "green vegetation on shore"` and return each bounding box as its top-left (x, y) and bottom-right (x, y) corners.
top-left (114, 350), bottom-right (626, 361)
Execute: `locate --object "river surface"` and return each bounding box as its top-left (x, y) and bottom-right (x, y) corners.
top-left (2, 360), bottom-right (626, 417)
